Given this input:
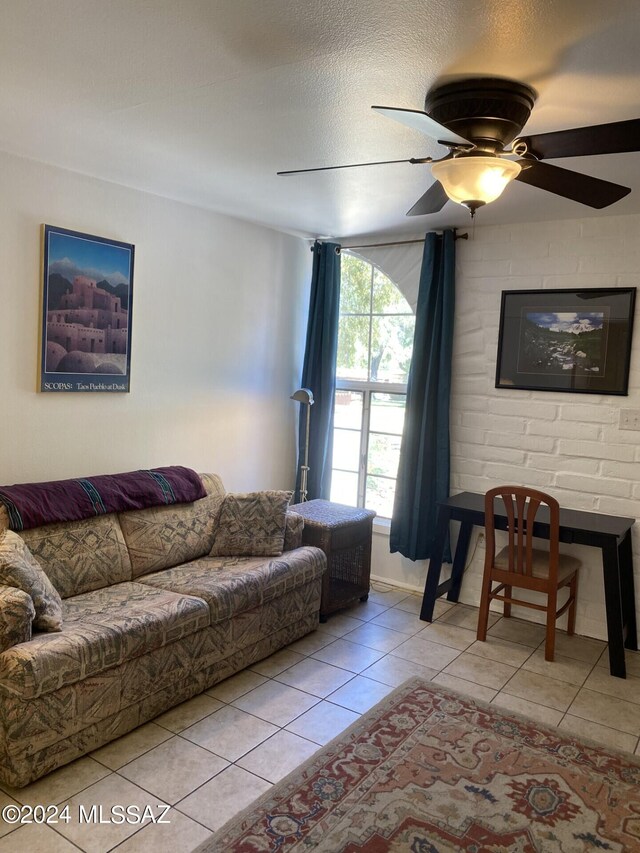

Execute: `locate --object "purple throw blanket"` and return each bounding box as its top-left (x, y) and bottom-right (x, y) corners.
top-left (0, 466), bottom-right (206, 531)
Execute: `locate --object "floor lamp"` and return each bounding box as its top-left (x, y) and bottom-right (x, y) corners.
top-left (291, 388), bottom-right (314, 501)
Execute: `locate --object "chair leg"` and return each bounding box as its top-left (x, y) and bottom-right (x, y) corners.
top-left (567, 573), bottom-right (578, 636)
top-left (545, 589), bottom-right (557, 661)
top-left (503, 585), bottom-right (512, 618)
top-left (477, 569), bottom-right (492, 642)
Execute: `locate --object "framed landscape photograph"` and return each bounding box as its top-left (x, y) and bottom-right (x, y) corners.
top-left (495, 288), bottom-right (636, 395)
top-left (40, 225), bottom-right (135, 392)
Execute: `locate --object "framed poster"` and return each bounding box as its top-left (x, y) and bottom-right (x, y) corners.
top-left (495, 288), bottom-right (636, 395)
top-left (40, 225), bottom-right (135, 392)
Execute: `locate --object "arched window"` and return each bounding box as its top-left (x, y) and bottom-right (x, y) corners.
top-left (330, 252), bottom-right (415, 518)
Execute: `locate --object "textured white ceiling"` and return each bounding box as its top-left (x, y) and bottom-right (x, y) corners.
top-left (2, 0), bottom-right (640, 240)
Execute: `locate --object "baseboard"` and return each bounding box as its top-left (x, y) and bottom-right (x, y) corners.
top-left (369, 573), bottom-right (423, 595)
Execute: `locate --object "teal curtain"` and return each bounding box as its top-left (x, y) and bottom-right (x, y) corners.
top-left (295, 241), bottom-right (341, 501)
top-left (390, 230), bottom-right (456, 560)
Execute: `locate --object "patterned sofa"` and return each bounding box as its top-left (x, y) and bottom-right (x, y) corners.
top-left (0, 474), bottom-right (326, 787)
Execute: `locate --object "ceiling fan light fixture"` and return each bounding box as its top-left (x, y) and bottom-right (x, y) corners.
top-left (431, 156), bottom-right (522, 213)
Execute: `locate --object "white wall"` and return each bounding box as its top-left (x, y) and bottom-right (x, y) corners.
top-left (371, 214), bottom-right (640, 641)
top-left (0, 151), bottom-right (311, 490)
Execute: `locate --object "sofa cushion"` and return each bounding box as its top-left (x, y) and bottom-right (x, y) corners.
top-left (119, 473), bottom-right (226, 579)
top-left (0, 582), bottom-right (210, 699)
top-left (138, 545), bottom-right (326, 624)
top-left (0, 586), bottom-right (35, 652)
top-left (210, 491), bottom-right (292, 557)
top-left (20, 514), bottom-right (132, 599)
top-left (0, 531), bottom-right (63, 632)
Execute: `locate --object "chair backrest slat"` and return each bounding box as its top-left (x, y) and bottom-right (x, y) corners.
top-left (504, 494), bottom-right (516, 571)
top-left (485, 486), bottom-right (560, 583)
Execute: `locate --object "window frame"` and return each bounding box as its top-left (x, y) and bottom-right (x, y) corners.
top-left (331, 252), bottom-right (414, 518)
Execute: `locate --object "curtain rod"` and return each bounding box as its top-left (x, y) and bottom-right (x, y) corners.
top-left (310, 231), bottom-right (468, 253)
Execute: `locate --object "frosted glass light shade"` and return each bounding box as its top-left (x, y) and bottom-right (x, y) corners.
top-left (431, 157), bottom-right (521, 207)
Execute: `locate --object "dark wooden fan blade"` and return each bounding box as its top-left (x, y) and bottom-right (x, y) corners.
top-left (515, 160), bottom-right (631, 208)
top-left (277, 157), bottom-right (420, 175)
top-left (519, 118), bottom-right (640, 160)
top-left (406, 180), bottom-right (449, 216)
top-left (372, 106), bottom-right (474, 147)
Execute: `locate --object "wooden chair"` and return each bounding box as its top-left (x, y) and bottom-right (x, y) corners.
top-left (476, 486), bottom-right (580, 661)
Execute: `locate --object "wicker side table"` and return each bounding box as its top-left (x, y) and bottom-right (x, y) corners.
top-left (289, 500), bottom-right (376, 620)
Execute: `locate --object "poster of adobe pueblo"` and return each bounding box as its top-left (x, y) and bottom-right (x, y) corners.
top-left (40, 225), bottom-right (135, 392)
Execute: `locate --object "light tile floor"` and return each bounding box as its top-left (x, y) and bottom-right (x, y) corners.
top-left (2, 586), bottom-right (640, 852)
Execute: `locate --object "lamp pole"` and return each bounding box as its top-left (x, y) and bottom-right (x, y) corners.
top-left (300, 401), bottom-right (311, 501)
top-left (290, 388), bottom-right (314, 502)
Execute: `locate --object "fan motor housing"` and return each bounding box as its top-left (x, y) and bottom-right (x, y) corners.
top-left (425, 77), bottom-right (537, 152)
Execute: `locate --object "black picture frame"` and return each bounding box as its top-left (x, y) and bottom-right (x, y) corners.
top-left (40, 225), bottom-right (135, 392)
top-left (495, 288), bottom-right (636, 395)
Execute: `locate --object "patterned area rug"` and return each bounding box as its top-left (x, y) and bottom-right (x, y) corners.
top-left (197, 677), bottom-right (640, 852)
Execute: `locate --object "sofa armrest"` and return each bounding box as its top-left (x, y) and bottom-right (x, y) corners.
top-left (283, 511), bottom-right (304, 552)
top-left (0, 585), bottom-right (35, 652)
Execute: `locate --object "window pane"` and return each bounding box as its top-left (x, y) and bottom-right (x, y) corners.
top-left (370, 315), bottom-right (415, 383)
top-left (367, 433), bottom-right (401, 479)
top-left (334, 389), bottom-right (363, 429)
top-left (332, 428), bottom-right (361, 472)
top-left (365, 475), bottom-right (396, 518)
top-left (331, 470), bottom-right (358, 507)
top-left (337, 315), bottom-right (370, 380)
top-left (340, 254), bottom-right (372, 314)
top-left (370, 393), bottom-right (406, 434)
top-left (336, 255), bottom-right (412, 520)
top-left (372, 268), bottom-right (412, 314)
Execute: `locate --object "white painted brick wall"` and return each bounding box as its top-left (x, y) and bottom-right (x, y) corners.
top-left (451, 213), bottom-right (640, 641)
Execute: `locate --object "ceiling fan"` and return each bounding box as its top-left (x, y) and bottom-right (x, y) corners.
top-left (278, 77), bottom-right (640, 218)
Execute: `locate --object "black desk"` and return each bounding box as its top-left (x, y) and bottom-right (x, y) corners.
top-left (419, 492), bottom-right (637, 678)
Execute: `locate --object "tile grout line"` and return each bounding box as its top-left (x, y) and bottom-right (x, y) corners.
top-left (107, 637), bottom-right (397, 846)
top-left (0, 646), bottom-right (368, 850)
top-left (555, 651), bottom-right (601, 731)
top-left (4, 597), bottom-right (639, 852)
